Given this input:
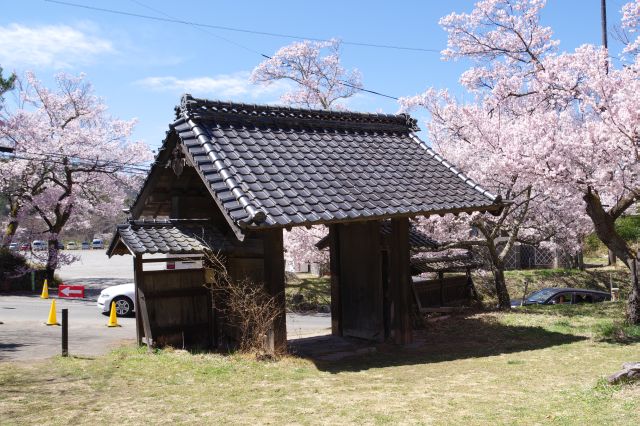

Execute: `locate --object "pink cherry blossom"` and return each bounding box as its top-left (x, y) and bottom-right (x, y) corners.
top-left (251, 39), bottom-right (362, 110)
top-left (0, 71), bottom-right (152, 279)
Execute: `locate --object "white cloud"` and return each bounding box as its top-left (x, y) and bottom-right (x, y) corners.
top-left (135, 72), bottom-right (290, 101)
top-left (0, 23), bottom-right (114, 69)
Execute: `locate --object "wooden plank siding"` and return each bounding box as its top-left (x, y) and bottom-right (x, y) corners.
top-left (138, 268), bottom-right (212, 348)
top-left (337, 221), bottom-right (384, 342)
top-left (412, 275), bottom-right (472, 310)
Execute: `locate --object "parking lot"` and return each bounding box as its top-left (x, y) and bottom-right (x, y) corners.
top-left (1, 250), bottom-right (330, 361)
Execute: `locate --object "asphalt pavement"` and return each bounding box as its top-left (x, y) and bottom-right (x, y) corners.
top-left (1, 250), bottom-right (331, 361)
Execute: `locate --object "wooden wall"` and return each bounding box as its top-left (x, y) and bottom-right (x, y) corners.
top-left (137, 267), bottom-right (212, 348)
top-left (412, 275), bottom-right (470, 309)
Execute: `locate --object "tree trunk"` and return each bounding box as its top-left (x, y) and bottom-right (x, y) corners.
top-left (583, 189), bottom-right (640, 323)
top-left (608, 249), bottom-right (617, 266)
top-left (493, 265), bottom-right (511, 310)
top-left (1, 199), bottom-right (20, 248)
top-left (45, 238), bottom-right (59, 284)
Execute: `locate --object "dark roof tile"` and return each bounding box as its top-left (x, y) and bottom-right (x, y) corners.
top-left (107, 219), bottom-right (232, 256)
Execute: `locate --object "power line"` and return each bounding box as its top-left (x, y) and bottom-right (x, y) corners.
top-left (44, 0), bottom-right (440, 54)
top-left (127, 0), bottom-right (400, 100)
top-left (129, 0), bottom-right (270, 59)
top-left (45, 0), bottom-right (402, 101)
top-left (1, 152), bottom-right (150, 175)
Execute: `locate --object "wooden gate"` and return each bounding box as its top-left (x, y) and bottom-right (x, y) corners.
top-left (337, 221), bottom-right (384, 342)
top-left (136, 268), bottom-right (214, 349)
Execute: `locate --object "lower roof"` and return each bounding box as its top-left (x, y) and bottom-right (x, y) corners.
top-left (411, 253), bottom-right (483, 273)
top-left (107, 219), bottom-right (231, 257)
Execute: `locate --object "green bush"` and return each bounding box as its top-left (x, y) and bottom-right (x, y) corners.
top-left (615, 215), bottom-right (640, 242)
top-left (0, 247), bottom-right (27, 276)
top-left (583, 214), bottom-right (640, 256)
top-left (0, 247), bottom-right (27, 291)
top-left (583, 233), bottom-right (604, 255)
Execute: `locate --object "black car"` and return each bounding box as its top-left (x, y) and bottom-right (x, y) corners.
top-left (511, 287), bottom-right (611, 307)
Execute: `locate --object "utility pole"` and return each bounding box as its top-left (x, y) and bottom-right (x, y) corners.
top-left (601, 0), bottom-right (608, 49)
top-left (601, 0), bottom-right (611, 75)
top-left (602, 0), bottom-right (616, 266)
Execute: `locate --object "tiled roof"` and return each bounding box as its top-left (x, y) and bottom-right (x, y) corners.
top-left (315, 221), bottom-right (439, 251)
top-left (145, 95), bottom-right (502, 231)
top-left (411, 253), bottom-right (483, 273)
top-left (107, 219), bottom-right (230, 256)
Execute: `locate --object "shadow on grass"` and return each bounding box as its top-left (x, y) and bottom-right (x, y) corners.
top-left (285, 274), bottom-right (331, 308)
top-left (291, 315), bottom-right (586, 373)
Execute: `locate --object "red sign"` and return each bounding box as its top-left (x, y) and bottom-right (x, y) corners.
top-left (58, 284), bottom-right (85, 298)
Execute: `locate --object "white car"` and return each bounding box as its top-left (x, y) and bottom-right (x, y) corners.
top-left (66, 241), bottom-right (78, 250)
top-left (97, 283), bottom-right (135, 317)
top-left (91, 238), bottom-right (104, 250)
top-left (32, 240), bottom-right (46, 251)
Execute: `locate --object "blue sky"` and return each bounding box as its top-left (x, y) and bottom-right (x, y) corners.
top-left (0, 0), bottom-right (631, 150)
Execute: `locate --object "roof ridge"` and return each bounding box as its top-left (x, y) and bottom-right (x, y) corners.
top-left (177, 94), bottom-right (419, 132)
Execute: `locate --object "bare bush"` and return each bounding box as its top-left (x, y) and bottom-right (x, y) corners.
top-left (203, 251), bottom-right (282, 357)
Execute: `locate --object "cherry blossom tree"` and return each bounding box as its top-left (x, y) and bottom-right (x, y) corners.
top-left (402, 90), bottom-right (590, 309)
top-left (250, 39), bottom-right (362, 110)
top-left (283, 226), bottom-right (329, 272)
top-left (0, 72), bottom-right (151, 280)
top-left (405, 0), bottom-right (640, 321)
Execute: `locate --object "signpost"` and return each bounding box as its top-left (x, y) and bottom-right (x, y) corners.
top-left (61, 309), bottom-right (68, 357)
top-left (58, 284), bottom-right (85, 299)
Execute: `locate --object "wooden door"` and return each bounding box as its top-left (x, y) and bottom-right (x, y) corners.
top-left (338, 221), bottom-right (384, 342)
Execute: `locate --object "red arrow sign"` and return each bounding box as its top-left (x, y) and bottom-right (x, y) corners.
top-left (58, 284), bottom-right (85, 298)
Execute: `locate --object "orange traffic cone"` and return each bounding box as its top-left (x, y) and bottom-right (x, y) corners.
top-left (40, 279), bottom-right (49, 299)
top-left (45, 299), bottom-right (59, 326)
top-left (107, 301), bottom-right (120, 327)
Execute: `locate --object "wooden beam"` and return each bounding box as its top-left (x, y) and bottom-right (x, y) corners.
top-left (140, 256), bottom-right (203, 263)
top-left (328, 224), bottom-right (343, 336)
top-left (133, 254), bottom-right (143, 346)
top-left (137, 286), bottom-right (153, 351)
top-left (262, 228), bottom-right (286, 352)
top-left (390, 217), bottom-right (413, 345)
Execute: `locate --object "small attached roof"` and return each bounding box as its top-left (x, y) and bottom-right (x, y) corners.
top-left (411, 253), bottom-right (483, 273)
top-left (131, 95), bottom-right (503, 237)
top-left (315, 221), bottom-right (439, 251)
top-left (107, 219), bottom-right (231, 257)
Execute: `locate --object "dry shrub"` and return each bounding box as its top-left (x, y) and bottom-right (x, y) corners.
top-left (203, 251), bottom-right (282, 356)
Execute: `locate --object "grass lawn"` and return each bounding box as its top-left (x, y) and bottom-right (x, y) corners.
top-left (1, 303), bottom-right (639, 425)
top-left (285, 272), bottom-right (331, 310)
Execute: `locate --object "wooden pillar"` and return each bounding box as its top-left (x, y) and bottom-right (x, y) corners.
top-left (263, 228), bottom-right (287, 352)
top-left (390, 217), bottom-right (413, 345)
top-left (438, 271), bottom-right (444, 307)
top-left (328, 224), bottom-right (343, 336)
top-left (133, 254), bottom-right (143, 346)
